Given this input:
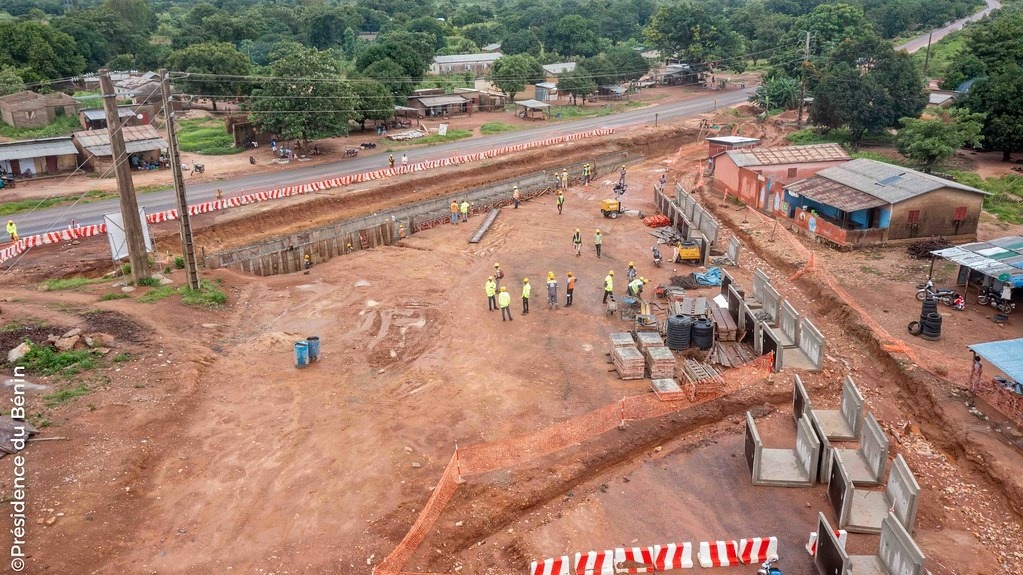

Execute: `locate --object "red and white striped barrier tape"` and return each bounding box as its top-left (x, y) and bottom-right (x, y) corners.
top-left (805, 530), bottom-right (847, 556)
top-left (698, 540), bottom-right (740, 568)
top-left (530, 556), bottom-right (571, 575)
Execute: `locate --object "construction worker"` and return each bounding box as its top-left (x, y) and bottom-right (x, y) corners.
top-left (450, 200), bottom-right (459, 224)
top-left (560, 169), bottom-right (568, 190)
top-left (459, 200), bottom-right (469, 222)
top-left (512, 186), bottom-right (520, 209)
top-left (401, 153), bottom-right (408, 167)
top-left (399, 224), bottom-right (407, 239)
top-left (498, 286), bottom-right (512, 321)
top-left (216, 188), bottom-right (224, 201)
top-left (627, 276), bottom-right (644, 297)
top-left (572, 228), bottom-right (582, 256)
top-left (582, 163), bottom-right (591, 185)
top-left (603, 271), bottom-right (615, 303)
top-left (6, 219), bottom-right (17, 243)
top-left (619, 165), bottom-right (626, 186)
top-left (556, 190), bottom-right (564, 214)
top-left (521, 277), bottom-right (531, 315)
top-left (594, 229), bottom-right (603, 259)
top-left (626, 261), bottom-right (637, 282)
top-left (546, 271), bottom-right (558, 310)
top-left (304, 254), bottom-right (312, 270)
top-left (565, 272), bottom-right (576, 307)
top-left (485, 276), bottom-right (497, 311)
top-left (388, 154), bottom-right (395, 169)
top-left (494, 263), bottom-right (504, 290)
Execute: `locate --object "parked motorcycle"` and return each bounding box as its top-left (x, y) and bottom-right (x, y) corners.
top-left (360, 142), bottom-right (377, 149)
top-left (652, 245), bottom-right (663, 267)
top-left (978, 285), bottom-right (1016, 314)
top-left (915, 279), bottom-right (956, 302)
top-left (344, 148), bottom-right (359, 158)
top-left (0, 175), bottom-right (14, 189)
top-left (756, 557), bottom-right (782, 575)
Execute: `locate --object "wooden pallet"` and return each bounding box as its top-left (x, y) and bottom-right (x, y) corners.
top-left (706, 341), bottom-right (758, 368)
top-left (706, 300), bottom-right (737, 341)
top-left (681, 358), bottom-right (724, 401)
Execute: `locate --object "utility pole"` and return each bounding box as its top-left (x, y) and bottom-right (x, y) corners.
top-left (923, 29), bottom-right (935, 77)
top-left (160, 69), bottom-right (200, 290)
top-left (796, 31), bottom-right (811, 128)
top-left (99, 68), bottom-right (150, 283)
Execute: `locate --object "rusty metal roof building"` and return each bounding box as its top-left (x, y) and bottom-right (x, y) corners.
top-left (785, 176), bottom-right (888, 212)
top-left (0, 137), bottom-right (77, 162)
top-left (73, 125), bottom-right (167, 156)
top-left (726, 143), bottom-right (851, 168)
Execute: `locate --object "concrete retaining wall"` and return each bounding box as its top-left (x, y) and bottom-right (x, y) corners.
top-left (799, 318), bottom-right (825, 370)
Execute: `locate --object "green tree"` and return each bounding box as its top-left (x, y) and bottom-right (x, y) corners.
top-left (488, 53), bottom-right (544, 101)
top-left (0, 21), bottom-right (85, 82)
top-left (355, 31), bottom-right (435, 82)
top-left (361, 58), bottom-right (411, 103)
top-left (794, 3), bottom-right (873, 54)
top-left (557, 68), bottom-right (596, 105)
top-left (544, 14), bottom-right (600, 59)
top-left (248, 44), bottom-right (356, 142)
top-left (644, 2), bottom-right (744, 70)
top-left (165, 42), bottom-right (253, 111)
top-left (352, 79), bottom-right (395, 130)
top-left (963, 11), bottom-right (1023, 74)
top-left (963, 68), bottom-right (1023, 162)
top-left (305, 6), bottom-right (364, 50)
top-left (748, 75), bottom-right (800, 111)
top-left (897, 109), bottom-right (984, 172)
top-left (501, 29), bottom-right (542, 56)
top-left (605, 46), bottom-right (650, 83)
top-left (438, 37), bottom-right (481, 56)
top-left (407, 16), bottom-right (447, 50)
top-left (0, 65), bottom-right (25, 97)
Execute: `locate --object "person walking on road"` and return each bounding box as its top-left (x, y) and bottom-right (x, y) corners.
top-left (618, 165), bottom-right (626, 186)
top-left (565, 272), bottom-right (576, 307)
top-left (498, 287), bottom-right (512, 321)
top-left (556, 190), bottom-right (564, 214)
top-left (626, 261), bottom-right (637, 282)
top-left (485, 276), bottom-right (497, 311)
top-left (560, 169), bottom-right (568, 190)
top-left (6, 219), bottom-right (18, 243)
top-left (494, 263), bottom-right (505, 290)
top-left (573, 228), bottom-right (582, 256)
top-left (389, 154), bottom-right (395, 169)
top-left (582, 163), bottom-right (591, 185)
top-left (512, 186), bottom-right (521, 209)
top-left (521, 278), bottom-right (531, 315)
top-left (460, 200), bottom-right (469, 222)
top-left (401, 153), bottom-right (408, 168)
top-left (546, 272), bottom-right (559, 310)
top-left (603, 271), bottom-right (615, 303)
top-left (450, 200), bottom-right (459, 224)
top-left (594, 229), bottom-right (603, 259)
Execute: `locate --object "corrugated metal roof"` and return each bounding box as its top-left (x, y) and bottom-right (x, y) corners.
top-left (706, 136), bottom-right (760, 145)
top-left (515, 99), bottom-right (550, 109)
top-left (73, 125), bottom-right (163, 149)
top-left (932, 235), bottom-right (1023, 285)
top-left (969, 338), bottom-right (1023, 383)
top-left (0, 137), bottom-right (77, 162)
top-left (535, 82), bottom-right (557, 89)
top-left (433, 53), bottom-right (502, 64)
top-left (80, 107), bottom-right (136, 121)
top-left (785, 176), bottom-right (888, 212)
top-left (815, 158), bottom-right (986, 203)
top-left (83, 138), bottom-right (168, 157)
top-left (415, 95), bottom-right (468, 107)
top-left (542, 62), bottom-right (576, 75)
top-left (727, 143), bottom-right (850, 167)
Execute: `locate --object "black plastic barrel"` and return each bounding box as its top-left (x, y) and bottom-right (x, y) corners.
top-left (666, 315), bottom-right (694, 350)
top-left (692, 317), bottom-right (714, 350)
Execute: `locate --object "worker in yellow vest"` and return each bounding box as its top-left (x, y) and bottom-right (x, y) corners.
top-left (6, 219), bottom-right (18, 243)
top-left (485, 276), bottom-right (497, 311)
top-left (521, 277), bottom-right (531, 315)
top-left (498, 286), bottom-right (512, 321)
top-left (603, 270), bottom-right (615, 303)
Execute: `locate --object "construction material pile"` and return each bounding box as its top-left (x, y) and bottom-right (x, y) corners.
top-left (669, 274), bottom-right (701, 290)
top-left (645, 346), bottom-right (676, 379)
top-left (635, 331), bottom-right (665, 354)
top-left (612, 345), bottom-right (646, 380)
top-left (608, 332), bottom-right (635, 354)
top-left (906, 237), bottom-right (952, 259)
top-left (681, 358), bottom-right (724, 401)
top-left (643, 214), bottom-right (671, 227)
top-left (650, 378), bottom-right (686, 401)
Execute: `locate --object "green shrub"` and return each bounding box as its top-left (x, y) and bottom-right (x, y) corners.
top-left (182, 279), bottom-right (227, 308)
top-left (174, 256), bottom-right (185, 269)
top-left (16, 344), bottom-right (97, 377)
top-left (43, 278), bottom-right (92, 291)
top-left (176, 118), bottom-right (243, 155)
top-left (44, 383), bottom-right (92, 406)
top-left (99, 292), bottom-right (131, 301)
top-left (136, 277), bottom-right (160, 287)
top-left (138, 285), bottom-right (177, 303)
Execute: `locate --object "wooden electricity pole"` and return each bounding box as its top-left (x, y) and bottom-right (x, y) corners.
top-left (923, 30), bottom-right (935, 77)
top-left (98, 68), bottom-right (150, 283)
top-left (796, 31), bottom-right (811, 128)
top-left (159, 69), bottom-right (200, 290)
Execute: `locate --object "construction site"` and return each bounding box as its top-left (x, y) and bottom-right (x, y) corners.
top-left (1, 108), bottom-right (1022, 575)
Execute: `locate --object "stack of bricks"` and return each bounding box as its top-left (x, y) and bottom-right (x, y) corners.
top-left (612, 346), bottom-right (646, 380)
top-left (609, 332), bottom-right (636, 355)
top-left (645, 346), bottom-right (676, 379)
top-left (636, 331), bottom-right (665, 354)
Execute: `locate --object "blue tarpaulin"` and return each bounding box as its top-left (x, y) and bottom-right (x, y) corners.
top-left (694, 267), bottom-right (722, 286)
top-left (969, 338), bottom-right (1023, 383)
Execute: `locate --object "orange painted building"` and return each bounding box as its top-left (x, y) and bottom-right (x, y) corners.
top-left (711, 143), bottom-right (851, 211)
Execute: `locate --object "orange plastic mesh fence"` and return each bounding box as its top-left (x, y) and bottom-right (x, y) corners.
top-left (374, 359), bottom-right (771, 575)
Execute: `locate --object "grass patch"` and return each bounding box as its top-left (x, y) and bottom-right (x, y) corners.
top-left (112, 352), bottom-right (132, 363)
top-left (0, 189), bottom-right (114, 217)
top-left (181, 279), bottom-right (227, 308)
top-left (44, 383), bottom-right (92, 407)
top-left (136, 276), bottom-right (160, 287)
top-left (479, 122), bottom-right (520, 135)
top-left (911, 31), bottom-right (967, 80)
top-left (951, 171), bottom-right (1023, 223)
top-left (394, 129), bottom-right (473, 146)
top-left (99, 292), bottom-right (131, 301)
top-left (137, 285), bottom-right (177, 303)
top-left (176, 118), bottom-right (242, 155)
top-left (849, 150), bottom-right (912, 167)
top-left (43, 277), bottom-right (93, 291)
top-left (550, 101), bottom-right (645, 121)
top-left (0, 116), bottom-right (81, 140)
top-left (136, 183), bottom-right (172, 194)
top-left (15, 344), bottom-right (97, 378)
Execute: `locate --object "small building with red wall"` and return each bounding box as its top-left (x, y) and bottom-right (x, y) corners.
top-left (711, 143), bottom-right (851, 211)
top-left (706, 135), bottom-right (760, 159)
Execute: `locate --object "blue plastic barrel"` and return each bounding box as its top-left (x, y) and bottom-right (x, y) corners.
top-left (294, 340), bottom-right (309, 368)
top-left (306, 336), bottom-right (321, 362)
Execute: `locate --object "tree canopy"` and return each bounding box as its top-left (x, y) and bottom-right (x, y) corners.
top-left (897, 110), bottom-right (984, 172)
top-left (645, 2), bottom-right (745, 71)
top-left (488, 53), bottom-right (544, 101)
top-left (164, 43), bottom-right (253, 111)
top-left (963, 67), bottom-right (1023, 162)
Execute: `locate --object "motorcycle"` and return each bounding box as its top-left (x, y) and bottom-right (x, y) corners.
top-left (0, 175), bottom-right (15, 189)
top-left (360, 142), bottom-right (377, 149)
top-left (756, 557), bottom-right (782, 575)
top-left (915, 279), bottom-right (956, 303)
top-left (345, 148), bottom-right (359, 158)
top-left (652, 245), bottom-right (663, 267)
top-left (978, 285), bottom-right (1016, 314)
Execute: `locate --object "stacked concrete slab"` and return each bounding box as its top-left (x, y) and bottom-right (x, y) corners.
top-left (635, 331), bottom-right (665, 354)
top-left (645, 346), bottom-right (676, 379)
top-left (609, 332), bottom-right (636, 354)
top-left (612, 346), bottom-right (645, 380)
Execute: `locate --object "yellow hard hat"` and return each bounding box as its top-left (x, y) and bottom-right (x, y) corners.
top-left (494, 263), bottom-right (500, 268)
top-left (595, 229), bottom-right (600, 233)
top-left (576, 228), bottom-right (580, 232)
top-left (523, 278), bottom-right (529, 283)
top-left (547, 272), bottom-right (555, 280)
top-left (609, 271), bottom-right (614, 276)
top-left (628, 261), bottom-right (634, 267)
top-left (7, 219), bottom-right (11, 224)
top-left (642, 278), bottom-right (649, 284)
top-left (567, 272), bottom-right (573, 277)
top-left (500, 286), bottom-right (507, 292)
top-left (304, 254), bottom-right (310, 259)
top-left (488, 275), bottom-right (493, 280)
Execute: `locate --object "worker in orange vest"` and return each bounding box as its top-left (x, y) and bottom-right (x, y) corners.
top-left (565, 272), bottom-right (576, 307)
top-left (450, 200), bottom-right (459, 224)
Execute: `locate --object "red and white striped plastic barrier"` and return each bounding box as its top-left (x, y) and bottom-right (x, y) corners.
top-left (574, 550), bottom-right (614, 575)
top-left (530, 556), bottom-right (571, 575)
top-left (805, 530), bottom-right (847, 556)
top-left (698, 540), bottom-right (740, 568)
top-left (652, 542), bottom-right (694, 570)
top-left (613, 547), bottom-right (656, 573)
top-left (739, 537), bottom-right (778, 564)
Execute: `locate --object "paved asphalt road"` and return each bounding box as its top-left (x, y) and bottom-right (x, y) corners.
top-left (16, 89), bottom-right (753, 237)
top-left (897, 0), bottom-right (1001, 53)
